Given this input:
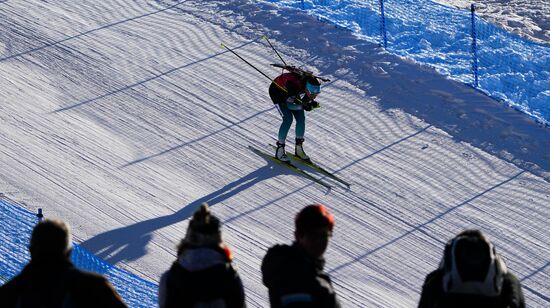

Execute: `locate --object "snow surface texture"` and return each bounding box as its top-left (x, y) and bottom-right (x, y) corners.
top-left (0, 0), bottom-right (549, 307)
top-left (435, 0), bottom-right (549, 45)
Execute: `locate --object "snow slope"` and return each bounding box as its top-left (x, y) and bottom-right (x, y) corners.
top-left (0, 0), bottom-right (548, 307)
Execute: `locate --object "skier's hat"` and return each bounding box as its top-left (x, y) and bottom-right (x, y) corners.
top-left (184, 203), bottom-right (222, 246)
top-left (295, 204), bottom-right (334, 234)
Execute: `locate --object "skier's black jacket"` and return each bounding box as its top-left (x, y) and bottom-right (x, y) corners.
top-left (418, 268), bottom-right (525, 308)
top-left (261, 242), bottom-right (341, 308)
top-left (269, 73), bottom-right (319, 111)
top-left (269, 72), bottom-right (305, 104)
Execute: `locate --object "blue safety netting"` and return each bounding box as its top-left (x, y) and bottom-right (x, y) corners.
top-left (262, 0), bottom-right (550, 125)
top-left (383, 0), bottom-right (473, 83)
top-left (475, 15), bottom-right (550, 122)
top-left (0, 199), bottom-right (158, 307)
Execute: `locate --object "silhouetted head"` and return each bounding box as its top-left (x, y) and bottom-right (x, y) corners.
top-left (441, 229), bottom-right (508, 296)
top-left (453, 229), bottom-right (492, 281)
top-left (295, 204), bottom-right (334, 259)
top-left (30, 219), bottom-right (73, 262)
top-left (178, 203), bottom-right (222, 254)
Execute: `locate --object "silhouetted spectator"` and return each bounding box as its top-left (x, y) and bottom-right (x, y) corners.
top-left (261, 204), bottom-right (341, 308)
top-left (418, 229), bottom-right (525, 308)
top-left (159, 203), bottom-right (245, 308)
top-left (0, 219), bottom-right (126, 307)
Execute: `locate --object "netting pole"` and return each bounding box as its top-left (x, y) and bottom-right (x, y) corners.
top-left (470, 4), bottom-right (479, 88)
top-left (379, 0), bottom-right (388, 48)
top-left (36, 208), bottom-right (43, 221)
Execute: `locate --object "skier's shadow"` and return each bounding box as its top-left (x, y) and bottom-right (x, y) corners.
top-left (80, 151), bottom-right (296, 265)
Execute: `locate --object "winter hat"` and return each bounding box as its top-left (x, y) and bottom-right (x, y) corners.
top-left (30, 219), bottom-right (73, 261)
top-left (295, 204), bottom-right (334, 234)
top-left (183, 203), bottom-right (222, 247)
top-left (441, 229), bottom-right (507, 296)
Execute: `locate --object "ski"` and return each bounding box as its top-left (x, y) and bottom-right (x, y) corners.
top-left (248, 146), bottom-right (332, 190)
top-left (269, 145), bottom-right (351, 188)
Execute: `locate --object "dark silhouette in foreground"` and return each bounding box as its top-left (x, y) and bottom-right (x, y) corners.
top-left (0, 219), bottom-right (126, 308)
top-left (418, 229), bottom-right (525, 308)
top-left (159, 203), bottom-right (246, 308)
top-left (262, 204), bottom-right (341, 308)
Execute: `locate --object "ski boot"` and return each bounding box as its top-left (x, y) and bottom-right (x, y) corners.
top-left (275, 141), bottom-right (290, 162)
top-left (295, 138), bottom-right (310, 161)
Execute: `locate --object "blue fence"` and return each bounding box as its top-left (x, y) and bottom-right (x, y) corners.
top-left (0, 199), bottom-right (158, 307)
top-left (265, 0), bottom-right (550, 125)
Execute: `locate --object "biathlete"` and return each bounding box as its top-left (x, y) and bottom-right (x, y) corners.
top-left (269, 71), bottom-right (321, 162)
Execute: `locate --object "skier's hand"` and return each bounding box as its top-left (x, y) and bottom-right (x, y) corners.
top-left (310, 100), bottom-right (320, 109)
top-left (304, 100), bottom-right (320, 111)
top-left (294, 94), bottom-right (310, 106)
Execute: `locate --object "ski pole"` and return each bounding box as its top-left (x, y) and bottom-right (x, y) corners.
top-left (262, 35), bottom-right (287, 66)
top-left (274, 104), bottom-right (283, 117)
top-left (221, 43), bottom-right (273, 82)
top-left (221, 42), bottom-right (290, 94)
top-left (221, 42), bottom-right (286, 118)
top-left (221, 42), bottom-right (309, 110)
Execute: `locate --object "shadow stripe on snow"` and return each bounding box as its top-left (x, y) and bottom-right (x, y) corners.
top-left (52, 38), bottom-right (261, 112)
top-left (0, 0), bottom-right (188, 62)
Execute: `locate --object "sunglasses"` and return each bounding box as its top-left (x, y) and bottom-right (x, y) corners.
top-left (306, 82), bottom-right (321, 95)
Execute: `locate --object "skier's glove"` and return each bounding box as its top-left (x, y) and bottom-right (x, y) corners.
top-left (310, 100), bottom-right (320, 109)
top-left (304, 100), bottom-right (320, 111)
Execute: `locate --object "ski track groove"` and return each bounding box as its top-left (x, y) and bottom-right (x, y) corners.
top-left (1, 0), bottom-right (549, 307)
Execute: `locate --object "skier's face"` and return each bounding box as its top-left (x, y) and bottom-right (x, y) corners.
top-left (305, 88), bottom-right (319, 100)
top-left (296, 226), bottom-right (332, 259)
top-left (305, 80), bottom-right (320, 99)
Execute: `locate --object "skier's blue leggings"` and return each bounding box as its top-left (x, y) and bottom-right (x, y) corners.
top-left (278, 104), bottom-right (305, 143)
